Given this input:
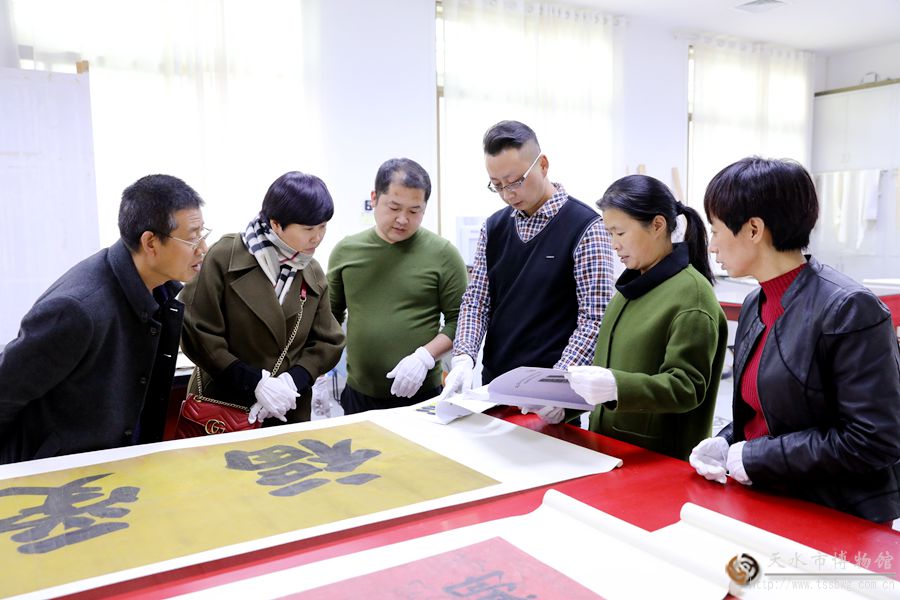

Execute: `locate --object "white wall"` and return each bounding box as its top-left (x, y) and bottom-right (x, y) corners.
top-left (308, 0), bottom-right (438, 268)
top-left (821, 42), bottom-right (900, 91)
top-left (813, 55), bottom-right (829, 94)
top-left (619, 18), bottom-right (690, 200)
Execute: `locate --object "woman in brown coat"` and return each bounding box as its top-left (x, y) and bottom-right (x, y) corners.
top-left (181, 172), bottom-right (344, 425)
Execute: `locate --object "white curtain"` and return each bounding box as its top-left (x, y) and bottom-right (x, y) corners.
top-left (439, 0), bottom-right (623, 256)
top-left (8, 0), bottom-right (321, 246)
top-left (688, 39), bottom-right (815, 210)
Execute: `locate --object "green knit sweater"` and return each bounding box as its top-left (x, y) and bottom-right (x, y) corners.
top-left (327, 228), bottom-right (468, 399)
top-left (588, 265), bottom-right (728, 460)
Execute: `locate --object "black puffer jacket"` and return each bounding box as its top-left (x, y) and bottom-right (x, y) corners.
top-left (720, 257), bottom-right (900, 522)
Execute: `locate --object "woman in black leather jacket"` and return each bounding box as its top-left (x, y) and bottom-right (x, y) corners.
top-left (689, 157), bottom-right (900, 523)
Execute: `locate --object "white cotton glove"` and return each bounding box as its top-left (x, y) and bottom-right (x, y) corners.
top-left (436, 354), bottom-right (475, 401)
top-left (521, 405), bottom-right (567, 425)
top-left (248, 402), bottom-right (271, 424)
top-left (251, 369), bottom-right (296, 423)
top-left (566, 365), bottom-right (618, 405)
top-left (727, 441), bottom-right (752, 485)
top-left (276, 372), bottom-right (300, 411)
top-left (386, 347), bottom-right (435, 398)
top-left (689, 437), bottom-right (729, 484)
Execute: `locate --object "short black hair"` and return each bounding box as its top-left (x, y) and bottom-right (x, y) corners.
top-left (482, 120), bottom-right (540, 156)
top-left (260, 171), bottom-right (334, 226)
top-left (374, 158), bottom-right (431, 202)
top-left (703, 157), bottom-right (818, 251)
top-left (599, 174), bottom-right (714, 284)
top-left (119, 174), bottom-right (204, 251)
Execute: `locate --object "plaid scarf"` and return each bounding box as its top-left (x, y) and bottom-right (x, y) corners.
top-left (241, 214), bottom-right (313, 305)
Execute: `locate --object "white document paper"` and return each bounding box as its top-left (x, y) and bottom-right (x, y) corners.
top-left (488, 366), bottom-right (593, 410)
top-left (412, 386), bottom-right (495, 424)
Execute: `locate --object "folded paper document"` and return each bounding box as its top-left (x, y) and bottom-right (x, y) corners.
top-left (488, 366), bottom-right (593, 411)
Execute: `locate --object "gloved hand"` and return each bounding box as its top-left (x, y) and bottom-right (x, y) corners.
top-left (276, 372), bottom-right (300, 411)
top-left (436, 354), bottom-right (475, 401)
top-left (248, 402), bottom-right (271, 424)
top-left (689, 436), bottom-right (729, 484)
top-left (521, 405), bottom-right (566, 425)
top-left (386, 347), bottom-right (435, 398)
top-left (566, 365), bottom-right (617, 405)
top-left (251, 369), bottom-right (296, 423)
top-left (727, 441), bottom-right (751, 485)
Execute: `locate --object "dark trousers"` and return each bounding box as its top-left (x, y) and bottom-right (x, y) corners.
top-left (340, 383), bottom-right (443, 415)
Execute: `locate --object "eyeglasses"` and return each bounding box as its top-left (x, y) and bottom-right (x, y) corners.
top-left (167, 227), bottom-right (212, 251)
top-left (487, 154), bottom-right (541, 194)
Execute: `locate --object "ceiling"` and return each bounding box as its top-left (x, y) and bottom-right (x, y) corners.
top-left (574, 0), bottom-right (900, 55)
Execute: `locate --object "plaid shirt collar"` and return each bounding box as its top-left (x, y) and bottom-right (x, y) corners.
top-left (510, 182), bottom-right (568, 221)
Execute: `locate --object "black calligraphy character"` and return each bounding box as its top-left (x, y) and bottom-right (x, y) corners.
top-left (224, 445), bottom-right (313, 471)
top-left (300, 439), bottom-right (380, 473)
top-left (226, 439), bottom-right (381, 496)
top-left (0, 473), bottom-right (139, 554)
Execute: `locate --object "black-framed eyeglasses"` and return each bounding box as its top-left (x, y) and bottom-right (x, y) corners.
top-left (487, 154), bottom-right (541, 194)
top-left (167, 227), bottom-right (212, 251)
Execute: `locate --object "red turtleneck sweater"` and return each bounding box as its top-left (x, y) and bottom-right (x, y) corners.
top-left (740, 263), bottom-right (806, 441)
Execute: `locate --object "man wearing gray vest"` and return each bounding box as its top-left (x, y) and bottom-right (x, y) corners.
top-left (439, 120), bottom-right (615, 422)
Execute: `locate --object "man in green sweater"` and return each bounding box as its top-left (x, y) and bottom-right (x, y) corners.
top-left (327, 158), bottom-right (468, 414)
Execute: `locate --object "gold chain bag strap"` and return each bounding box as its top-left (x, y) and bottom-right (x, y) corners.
top-left (174, 282), bottom-right (308, 437)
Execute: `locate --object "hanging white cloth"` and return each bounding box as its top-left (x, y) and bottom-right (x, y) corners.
top-left (835, 171), bottom-right (851, 247)
top-left (855, 169), bottom-right (881, 249)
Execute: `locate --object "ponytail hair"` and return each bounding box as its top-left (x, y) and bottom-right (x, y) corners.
top-left (677, 203), bottom-right (714, 284)
top-left (598, 174), bottom-right (714, 284)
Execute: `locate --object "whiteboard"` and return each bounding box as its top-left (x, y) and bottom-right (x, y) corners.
top-left (0, 67), bottom-right (99, 345)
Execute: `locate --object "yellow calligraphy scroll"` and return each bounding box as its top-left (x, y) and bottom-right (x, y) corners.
top-left (0, 421), bottom-right (498, 597)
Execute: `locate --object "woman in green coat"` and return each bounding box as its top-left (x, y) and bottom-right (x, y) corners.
top-left (567, 175), bottom-right (727, 460)
top-left (181, 171), bottom-right (345, 425)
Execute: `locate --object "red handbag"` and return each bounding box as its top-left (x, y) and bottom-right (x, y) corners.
top-left (175, 282), bottom-right (307, 438)
top-left (174, 388), bottom-right (260, 438)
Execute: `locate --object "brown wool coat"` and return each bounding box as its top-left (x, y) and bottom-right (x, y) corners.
top-left (180, 234), bottom-right (345, 423)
